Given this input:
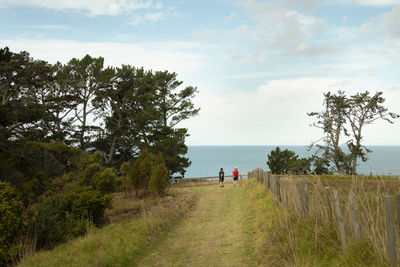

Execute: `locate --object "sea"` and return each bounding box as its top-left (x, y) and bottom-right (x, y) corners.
top-left (183, 145), bottom-right (400, 178)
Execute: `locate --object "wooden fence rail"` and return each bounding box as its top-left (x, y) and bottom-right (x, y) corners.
top-left (248, 168), bottom-right (399, 266)
top-left (174, 174), bottom-right (247, 183)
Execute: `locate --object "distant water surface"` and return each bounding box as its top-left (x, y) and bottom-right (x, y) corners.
top-left (184, 145), bottom-right (400, 178)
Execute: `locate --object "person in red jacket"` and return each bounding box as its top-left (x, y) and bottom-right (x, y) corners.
top-left (232, 167), bottom-right (239, 186)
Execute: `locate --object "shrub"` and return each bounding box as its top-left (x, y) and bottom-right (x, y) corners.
top-left (0, 181), bottom-right (24, 266)
top-left (131, 150), bottom-right (154, 198)
top-left (120, 161), bottom-right (133, 196)
top-left (149, 153), bottom-right (170, 196)
top-left (32, 183), bottom-right (111, 249)
top-left (69, 151), bottom-right (119, 195)
top-left (267, 147), bottom-right (312, 175)
top-left (267, 147), bottom-right (299, 174)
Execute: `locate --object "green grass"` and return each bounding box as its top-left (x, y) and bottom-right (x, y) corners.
top-left (137, 183), bottom-right (260, 266)
top-left (18, 188), bottom-right (197, 267)
top-left (20, 179), bottom-right (389, 266)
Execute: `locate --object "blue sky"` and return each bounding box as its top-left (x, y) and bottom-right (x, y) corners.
top-left (1, 0), bottom-right (400, 145)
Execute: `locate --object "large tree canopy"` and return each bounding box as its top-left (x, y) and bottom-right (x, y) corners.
top-left (0, 47), bottom-right (198, 177)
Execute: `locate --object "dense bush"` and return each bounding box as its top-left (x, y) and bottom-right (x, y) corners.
top-left (64, 151), bottom-right (119, 195)
top-left (0, 181), bottom-right (24, 266)
top-left (267, 147), bottom-right (313, 175)
top-left (0, 142), bottom-right (82, 205)
top-left (149, 153), bottom-right (170, 196)
top-left (32, 183), bottom-right (111, 249)
top-left (121, 151), bottom-right (170, 197)
top-left (131, 150), bottom-right (155, 198)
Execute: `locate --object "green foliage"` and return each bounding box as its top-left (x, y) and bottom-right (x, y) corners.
top-left (267, 147), bottom-right (297, 174)
top-left (0, 46), bottom-right (196, 259)
top-left (131, 149), bottom-right (154, 197)
top-left (119, 161), bottom-right (133, 196)
top-left (31, 183), bottom-right (111, 249)
top-left (68, 151), bottom-right (118, 195)
top-left (267, 147), bottom-right (311, 175)
top-left (151, 127), bottom-right (191, 177)
top-left (149, 153), bottom-right (170, 196)
top-left (0, 181), bottom-right (24, 266)
top-left (0, 142), bottom-right (82, 205)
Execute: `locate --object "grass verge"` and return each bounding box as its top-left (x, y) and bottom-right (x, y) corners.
top-left (242, 178), bottom-right (388, 266)
top-left (18, 187), bottom-right (197, 267)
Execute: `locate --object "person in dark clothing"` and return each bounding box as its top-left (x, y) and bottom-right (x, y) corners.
top-left (219, 168), bottom-right (225, 187)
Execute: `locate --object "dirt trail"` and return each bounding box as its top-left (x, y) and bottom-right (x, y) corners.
top-left (138, 183), bottom-right (259, 267)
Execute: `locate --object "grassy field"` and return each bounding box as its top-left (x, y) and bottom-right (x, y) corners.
top-left (18, 187), bottom-right (197, 267)
top-left (138, 183), bottom-right (258, 266)
top-left (19, 177), bottom-right (398, 266)
top-left (18, 181), bottom-right (265, 267)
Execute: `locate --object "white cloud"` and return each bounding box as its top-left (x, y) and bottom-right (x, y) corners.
top-left (235, 0), bottom-right (327, 57)
top-left (0, 0), bottom-right (153, 16)
top-left (129, 11), bottom-right (166, 26)
top-left (224, 12), bottom-right (235, 21)
top-left (23, 24), bottom-right (70, 30)
top-left (182, 77), bottom-right (400, 145)
top-left (227, 24), bottom-right (250, 40)
top-left (0, 38), bottom-right (207, 76)
top-left (341, 0), bottom-right (400, 6)
top-left (380, 6), bottom-right (400, 38)
top-left (193, 28), bottom-right (217, 39)
top-left (283, 43), bottom-right (344, 57)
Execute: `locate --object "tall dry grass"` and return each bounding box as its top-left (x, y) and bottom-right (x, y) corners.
top-left (279, 176), bottom-right (400, 266)
top-left (244, 176), bottom-right (400, 266)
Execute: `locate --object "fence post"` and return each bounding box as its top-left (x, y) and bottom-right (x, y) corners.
top-left (270, 175), bottom-right (275, 194)
top-left (302, 180), bottom-right (309, 216)
top-left (267, 172), bottom-right (271, 189)
top-left (314, 183), bottom-right (322, 220)
top-left (293, 182), bottom-right (300, 216)
top-left (263, 171), bottom-right (267, 187)
top-left (396, 194), bottom-right (400, 234)
top-left (384, 196), bottom-right (398, 267)
top-left (349, 192), bottom-right (361, 242)
top-left (324, 187), bottom-right (333, 223)
top-left (333, 190), bottom-right (346, 251)
top-left (276, 176), bottom-right (281, 201)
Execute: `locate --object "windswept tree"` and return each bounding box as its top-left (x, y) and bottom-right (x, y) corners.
top-left (346, 91), bottom-right (399, 174)
top-left (309, 91), bottom-right (398, 174)
top-left (308, 91), bottom-right (351, 174)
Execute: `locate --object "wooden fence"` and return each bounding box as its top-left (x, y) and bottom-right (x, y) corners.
top-left (174, 174), bottom-right (247, 184)
top-left (248, 168), bottom-right (400, 266)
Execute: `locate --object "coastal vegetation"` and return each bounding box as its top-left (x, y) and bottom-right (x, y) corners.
top-left (19, 178), bottom-right (400, 266)
top-left (267, 91), bottom-right (398, 176)
top-left (0, 46), bottom-right (198, 265)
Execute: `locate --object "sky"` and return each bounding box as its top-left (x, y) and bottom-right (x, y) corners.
top-left (1, 0), bottom-right (399, 145)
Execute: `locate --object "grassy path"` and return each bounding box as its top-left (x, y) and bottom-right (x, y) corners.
top-left (138, 183), bottom-right (259, 267)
